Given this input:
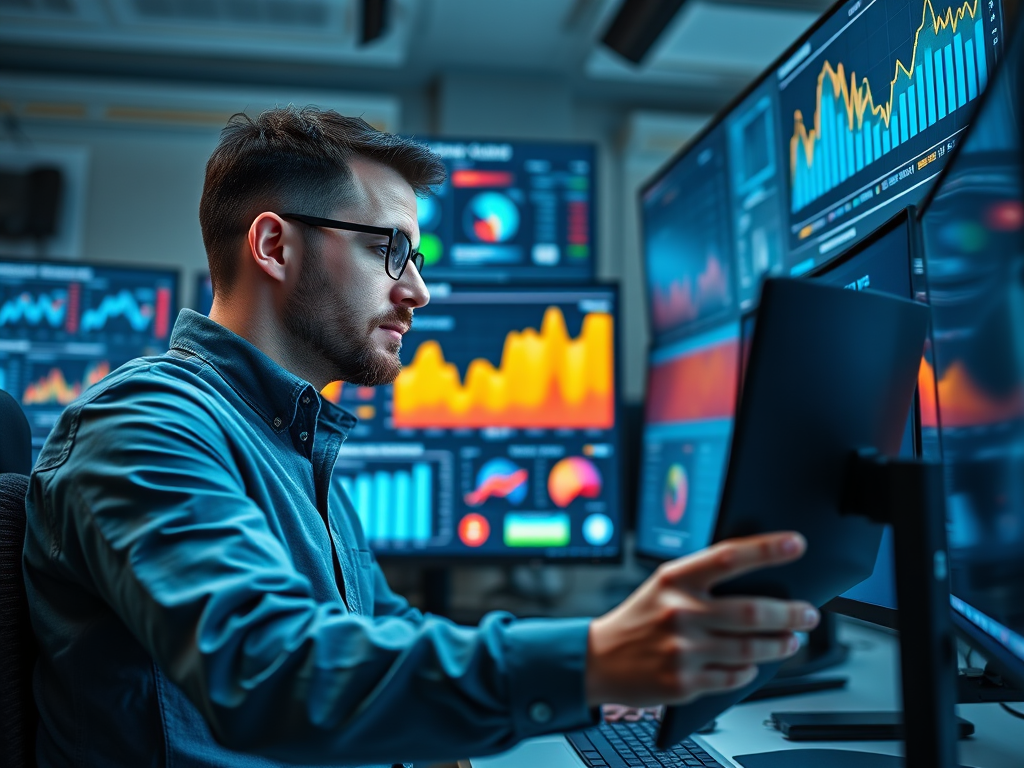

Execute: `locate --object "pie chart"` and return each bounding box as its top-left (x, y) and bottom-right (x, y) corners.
top-left (663, 463), bottom-right (689, 524)
top-left (463, 192), bottom-right (520, 243)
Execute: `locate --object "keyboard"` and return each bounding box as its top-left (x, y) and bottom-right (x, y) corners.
top-left (567, 720), bottom-right (724, 768)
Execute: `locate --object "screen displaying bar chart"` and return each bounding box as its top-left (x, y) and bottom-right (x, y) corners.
top-left (335, 450), bottom-right (453, 551)
top-left (342, 284), bottom-right (622, 561)
top-left (779, 0), bottom-right (1004, 272)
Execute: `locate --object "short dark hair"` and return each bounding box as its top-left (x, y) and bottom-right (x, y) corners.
top-left (199, 106), bottom-right (446, 296)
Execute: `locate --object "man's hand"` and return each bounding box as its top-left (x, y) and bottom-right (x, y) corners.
top-left (586, 532), bottom-right (819, 708)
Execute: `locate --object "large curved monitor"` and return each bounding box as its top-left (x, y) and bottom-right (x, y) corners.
top-left (919, 12), bottom-right (1024, 688)
top-left (640, 0), bottom-right (1009, 345)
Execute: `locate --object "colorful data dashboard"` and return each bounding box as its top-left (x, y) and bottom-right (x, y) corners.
top-left (0, 259), bottom-right (178, 456)
top-left (330, 284), bottom-right (622, 561)
top-left (415, 139), bottom-right (595, 283)
top-left (635, 323), bottom-right (738, 562)
top-left (641, 0), bottom-right (1007, 344)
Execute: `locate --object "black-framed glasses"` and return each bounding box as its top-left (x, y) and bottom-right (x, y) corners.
top-left (280, 213), bottom-right (424, 281)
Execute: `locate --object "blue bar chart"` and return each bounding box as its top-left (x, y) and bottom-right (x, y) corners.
top-left (790, 1), bottom-right (989, 213)
top-left (339, 462), bottom-right (435, 544)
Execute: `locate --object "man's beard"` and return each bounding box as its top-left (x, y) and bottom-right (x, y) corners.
top-left (283, 243), bottom-right (411, 387)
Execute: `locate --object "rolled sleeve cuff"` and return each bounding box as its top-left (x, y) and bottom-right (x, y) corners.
top-left (503, 617), bottom-right (599, 738)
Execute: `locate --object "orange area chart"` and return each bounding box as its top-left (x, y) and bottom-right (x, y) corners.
top-left (918, 357), bottom-right (1024, 428)
top-left (22, 361), bottom-right (110, 406)
top-left (392, 307), bottom-right (614, 429)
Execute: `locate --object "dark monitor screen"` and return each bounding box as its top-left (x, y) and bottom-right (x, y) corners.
top-left (920, 18), bottom-right (1024, 686)
top-left (640, 0), bottom-right (1008, 340)
top-left (0, 259), bottom-right (178, 458)
top-left (635, 323), bottom-right (738, 562)
top-left (414, 139), bottom-right (596, 284)
top-left (332, 284), bottom-right (622, 561)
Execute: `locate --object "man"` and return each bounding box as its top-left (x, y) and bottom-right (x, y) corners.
top-left (24, 107), bottom-right (819, 767)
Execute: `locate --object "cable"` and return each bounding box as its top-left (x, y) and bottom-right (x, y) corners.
top-left (1000, 702), bottom-right (1024, 721)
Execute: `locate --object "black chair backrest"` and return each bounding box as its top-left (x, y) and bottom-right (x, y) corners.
top-left (0, 388), bottom-right (32, 475)
top-left (0, 472), bottom-right (35, 768)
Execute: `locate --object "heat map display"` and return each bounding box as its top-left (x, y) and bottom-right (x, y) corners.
top-left (0, 260), bottom-right (178, 457)
top-left (339, 285), bottom-right (622, 561)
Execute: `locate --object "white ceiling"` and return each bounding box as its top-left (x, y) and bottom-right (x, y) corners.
top-left (0, 0), bottom-right (821, 101)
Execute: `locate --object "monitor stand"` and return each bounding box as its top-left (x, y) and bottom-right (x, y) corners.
top-left (732, 451), bottom-right (966, 768)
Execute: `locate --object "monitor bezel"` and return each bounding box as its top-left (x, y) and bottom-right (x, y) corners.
top-left (632, 317), bottom-right (742, 568)
top-left (408, 137), bottom-right (600, 286)
top-left (370, 280), bottom-right (627, 565)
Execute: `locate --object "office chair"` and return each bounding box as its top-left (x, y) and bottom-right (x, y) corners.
top-left (0, 389), bottom-right (37, 768)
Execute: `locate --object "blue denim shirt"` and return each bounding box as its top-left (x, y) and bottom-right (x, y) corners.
top-left (24, 309), bottom-right (595, 767)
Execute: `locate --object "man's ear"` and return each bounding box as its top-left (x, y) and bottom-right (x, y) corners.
top-left (248, 212), bottom-right (298, 284)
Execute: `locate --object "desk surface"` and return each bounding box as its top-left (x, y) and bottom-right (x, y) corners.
top-left (469, 619), bottom-right (1024, 768)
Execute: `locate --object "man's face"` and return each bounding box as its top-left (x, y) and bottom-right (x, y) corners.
top-left (283, 157), bottom-right (429, 387)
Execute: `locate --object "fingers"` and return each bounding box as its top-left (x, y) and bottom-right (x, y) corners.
top-left (697, 632), bottom-right (801, 666)
top-left (702, 596), bottom-right (820, 634)
top-left (660, 532), bottom-right (807, 592)
top-left (682, 665), bottom-right (759, 699)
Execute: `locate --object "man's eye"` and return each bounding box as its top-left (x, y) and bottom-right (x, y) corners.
top-left (373, 244), bottom-right (389, 258)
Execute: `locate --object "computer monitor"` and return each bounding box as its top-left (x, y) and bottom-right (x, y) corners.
top-left (809, 209), bottom-right (928, 628)
top-left (639, 0), bottom-right (1009, 335)
top-left (332, 283), bottom-right (622, 562)
top-left (195, 272), bottom-right (213, 316)
top-left (634, 322), bottom-right (738, 563)
top-left (0, 259), bottom-right (178, 457)
top-left (413, 139), bottom-right (596, 284)
top-left (920, 13), bottom-right (1024, 687)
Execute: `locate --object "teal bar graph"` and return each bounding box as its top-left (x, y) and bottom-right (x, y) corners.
top-left (935, 49), bottom-right (947, 119)
top-left (975, 19), bottom-right (987, 90)
top-left (789, 3), bottom-right (990, 213)
top-left (339, 462), bottom-right (435, 544)
top-left (954, 32), bottom-right (967, 107)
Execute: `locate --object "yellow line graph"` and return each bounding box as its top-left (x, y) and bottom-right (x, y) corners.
top-left (790, 0), bottom-right (980, 177)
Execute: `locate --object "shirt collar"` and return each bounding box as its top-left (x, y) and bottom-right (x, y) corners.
top-left (168, 309), bottom-right (357, 436)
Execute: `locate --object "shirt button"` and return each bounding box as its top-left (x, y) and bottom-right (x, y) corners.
top-left (528, 701), bottom-right (553, 724)
top-left (299, 431), bottom-right (309, 442)
top-left (272, 417), bottom-right (283, 429)
top-left (302, 396), bottom-right (311, 405)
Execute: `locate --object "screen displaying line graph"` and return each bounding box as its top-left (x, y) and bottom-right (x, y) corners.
top-left (0, 259), bottom-right (178, 457)
top-left (779, 0), bottom-right (1004, 272)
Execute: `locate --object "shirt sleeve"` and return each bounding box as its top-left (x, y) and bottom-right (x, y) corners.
top-left (37, 370), bottom-right (597, 765)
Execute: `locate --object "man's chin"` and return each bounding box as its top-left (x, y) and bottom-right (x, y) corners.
top-left (343, 351), bottom-right (402, 387)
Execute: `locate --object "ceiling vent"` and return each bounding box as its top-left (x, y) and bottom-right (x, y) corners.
top-left (0, 0), bottom-right (417, 67)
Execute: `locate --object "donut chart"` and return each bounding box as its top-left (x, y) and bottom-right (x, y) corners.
top-left (663, 463), bottom-right (689, 524)
top-left (463, 192), bottom-right (520, 243)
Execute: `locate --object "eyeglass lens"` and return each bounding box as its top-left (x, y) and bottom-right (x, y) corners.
top-left (388, 230), bottom-right (412, 279)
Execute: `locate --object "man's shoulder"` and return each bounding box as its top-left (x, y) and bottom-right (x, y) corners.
top-left (34, 352), bottom-right (228, 472)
